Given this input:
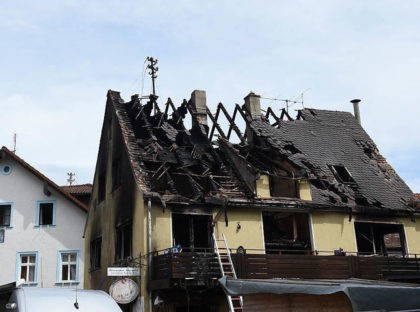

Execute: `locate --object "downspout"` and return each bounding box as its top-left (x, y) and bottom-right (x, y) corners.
top-left (147, 198), bottom-right (152, 312)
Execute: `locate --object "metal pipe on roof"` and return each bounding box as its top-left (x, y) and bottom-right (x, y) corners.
top-left (350, 99), bottom-right (361, 124)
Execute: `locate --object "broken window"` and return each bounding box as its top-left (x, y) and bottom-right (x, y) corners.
top-left (172, 213), bottom-right (212, 252)
top-left (354, 222), bottom-right (406, 256)
top-left (329, 165), bottom-right (356, 184)
top-left (262, 212), bottom-right (312, 254)
top-left (115, 222), bottom-right (132, 261)
top-left (270, 176), bottom-right (298, 198)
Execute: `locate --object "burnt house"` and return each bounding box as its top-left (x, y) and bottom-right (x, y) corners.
top-left (84, 89), bottom-right (420, 312)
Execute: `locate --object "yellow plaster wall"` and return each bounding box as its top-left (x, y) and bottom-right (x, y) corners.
top-left (311, 212), bottom-right (357, 253)
top-left (299, 179), bottom-right (312, 201)
top-left (397, 217), bottom-right (420, 255)
top-left (132, 189), bottom-right (145, 259)
top-left (256, 175), bottom-right (270, 198)
top-left (151, 205), bottom-right (172, 252)
top-left (214, 209), bottom-right (264, 252)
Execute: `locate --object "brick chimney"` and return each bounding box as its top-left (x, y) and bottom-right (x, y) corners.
top-left (190, 90), bottom-right (208, 129)
top-left (244, 92), bottom-right (261, 144)
top-left (244, 92), bottom-right (261, 120)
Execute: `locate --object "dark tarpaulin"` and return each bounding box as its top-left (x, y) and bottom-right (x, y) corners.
top-left (218, 276), bottom-right (420, 311)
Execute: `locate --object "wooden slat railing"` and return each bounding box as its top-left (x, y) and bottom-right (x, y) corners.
top-left (152, 250), bottom-right (420, 286)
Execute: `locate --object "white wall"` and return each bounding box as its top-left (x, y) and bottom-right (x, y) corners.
top-left (0, 155), bottom-right (86, 287)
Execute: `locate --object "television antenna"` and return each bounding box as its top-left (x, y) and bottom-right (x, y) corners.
top-left (67, 172), bottom-right (76, 186)
top-left (261, 89), bottom-right (309, 112)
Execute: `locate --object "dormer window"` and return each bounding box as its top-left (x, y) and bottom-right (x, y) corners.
top-left (329, 165), bottom-right (356, 184)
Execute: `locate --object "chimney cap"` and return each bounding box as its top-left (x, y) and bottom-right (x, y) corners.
top-left (350, 99), bottom-right (361, 104)
top-left (244, 91), bottom-right (260, 100)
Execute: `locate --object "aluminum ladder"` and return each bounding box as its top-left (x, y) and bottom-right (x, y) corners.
top-left (213, 233), bottom-right (243, 312)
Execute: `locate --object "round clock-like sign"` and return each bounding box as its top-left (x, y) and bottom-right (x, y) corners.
top-left (109, 278), bottom-right (139, 304)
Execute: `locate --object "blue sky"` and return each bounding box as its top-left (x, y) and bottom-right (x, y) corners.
top-left (1, 1), bottom-right (419, 192)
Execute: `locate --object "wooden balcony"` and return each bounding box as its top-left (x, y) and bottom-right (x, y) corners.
top-left (150, 250), bottom-right (420, 290)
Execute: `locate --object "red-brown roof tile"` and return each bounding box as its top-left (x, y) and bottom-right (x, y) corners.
top-left (62, 184), bottom-right (93, 195)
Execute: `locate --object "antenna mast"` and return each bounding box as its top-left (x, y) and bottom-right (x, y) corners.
top-left (13, 134), bottom-right (17, 153)
top-left (67, 172), bottom-right (75, 186)
top-left (146, 57), bottom-right (158, 98)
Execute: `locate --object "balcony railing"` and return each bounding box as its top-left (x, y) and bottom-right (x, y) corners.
top-left (150, 248), bottom-right (420, 290)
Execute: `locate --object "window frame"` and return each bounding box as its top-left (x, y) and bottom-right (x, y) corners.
top-left (16, 252), bottom-right (38, 285)
top-left (56, 250), bottom-right (80, 285)
top-left (90, 237), bottom-right (102, 271)
top-left (35, 200), bottom-right (56, 227)
top-left (0, 202), bottom-right (13, 228)
top-left (115, 222), bottom-right (133, 262)
top-left (112, 157), bottom-right (122, 191)
top-left (1, 163), bottom-right (13, 175)
top-left (329, 165), bottom-right (356, 184)
top-left (354, 221), bottom-right (407, 256)
top-left (98, 171), bottom-right (106, 203)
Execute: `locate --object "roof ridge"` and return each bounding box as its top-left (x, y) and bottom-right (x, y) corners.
top-left (1, 146), bottom-right (88, 212)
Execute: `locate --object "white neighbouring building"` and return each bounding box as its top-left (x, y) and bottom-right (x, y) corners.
top-left (0, 146), bottom-right (88, 287)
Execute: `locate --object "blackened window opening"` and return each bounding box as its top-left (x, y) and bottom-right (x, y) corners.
top-left (355, 222), bottom-right (406, 256)
top-left (112, 158), bottom-right (122, 191)
top-left (270, 176), bottom-right (298, 198)
top-left (98, 171), bottom-right (106, 202)
top-left (172, 214), bottom-right (212, 252)
top-left (116, 222), bottom-right (132, 261)
top-left (90, 237), bottom-right (102, 270)
top-left (263, 212), bottom-right (312, 254)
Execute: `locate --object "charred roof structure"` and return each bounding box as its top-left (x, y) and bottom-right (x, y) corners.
top-left (107, 89), bottom-right (416, 217)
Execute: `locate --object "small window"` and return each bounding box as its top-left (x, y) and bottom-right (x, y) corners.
top-left (58, 251), bottom-right (79, 283)
top-left (18, 252), bottom-right (38, 284)
top-left (0, 204), bottom-right (12, 227)
top-left (90, 237), bottom-right (102, 270)
top-left (98, 171), bottom-right (106, 203)
top-left (1, 164), bottom-right (13, 175)
top-left (37, 201), bottom-right (55, 226)
top-left (270, 175), bottom-right (298, 198)
top-left (115, 223), bottom-right (132, 261)
top-left (112, 158), bottom-right (122, 190)
top-left (0, 229), bottom-right (4, 243)
top-left (329, 165), bottom-right (356, 184)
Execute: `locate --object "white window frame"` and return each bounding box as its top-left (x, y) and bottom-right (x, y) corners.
top-left (35, 200), bottom-right (56, 226)
top-left (16, 252), bottom-right (38, 285)
top-left (56, 250), bottom-right (80, 284)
